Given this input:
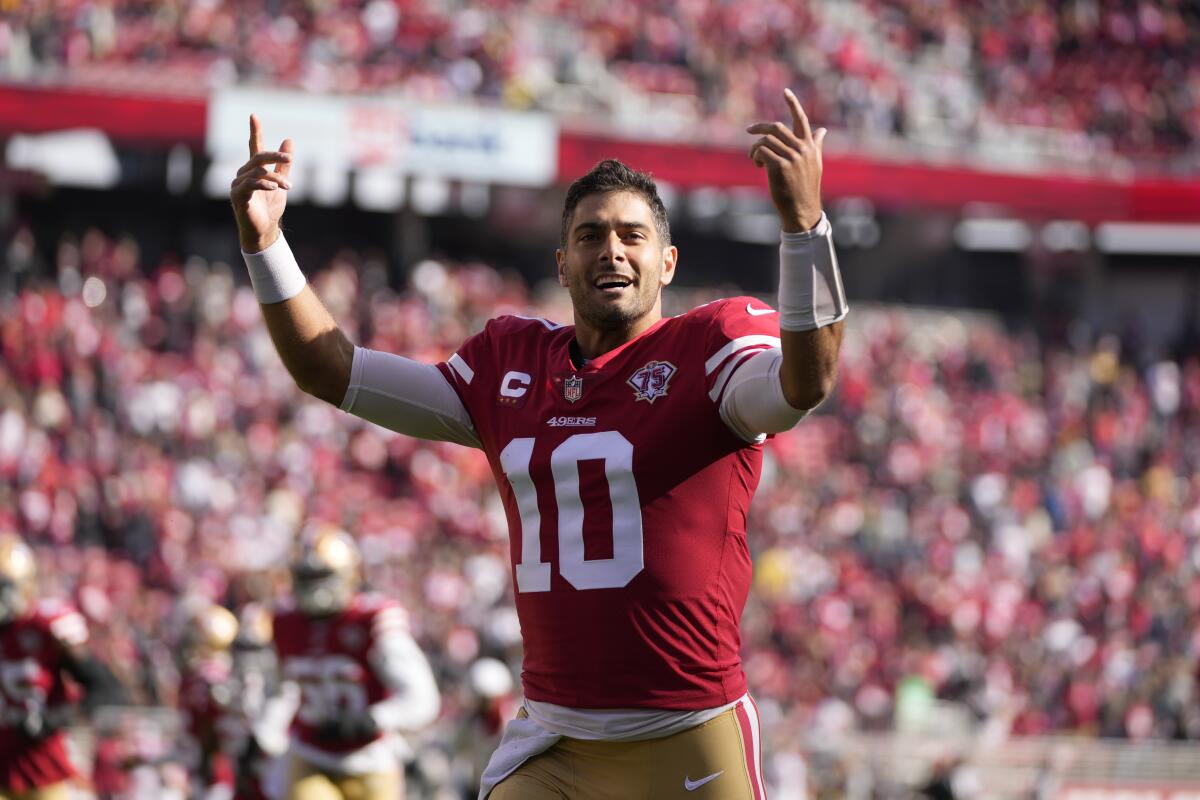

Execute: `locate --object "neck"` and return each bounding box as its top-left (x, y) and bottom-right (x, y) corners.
top-left (573, 306), bottom-right (662, 361)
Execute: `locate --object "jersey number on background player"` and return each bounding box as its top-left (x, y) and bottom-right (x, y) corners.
top-left (0, 658), bottom-right (46, 725)
top-left (286, 655), bottom-right (369, 724)
top-left (500, 431), bottom-right (644, 593)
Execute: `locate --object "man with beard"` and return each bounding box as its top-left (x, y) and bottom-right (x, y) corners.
top-left (232, 88), bottom-right (846, 799)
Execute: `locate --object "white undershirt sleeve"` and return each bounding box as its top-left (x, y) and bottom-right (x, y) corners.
top-left (366, 630), bottom-right (442, 731)
top-left (340, 346), bottom-right (482, 449)
top-left (253, 679), bottom-right (299, 755)
top-left (718, 348), bottom-right (809, 443)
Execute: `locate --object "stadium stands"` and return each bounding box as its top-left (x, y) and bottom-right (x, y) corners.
top-left (2, 0), bottom-right (1196, 164)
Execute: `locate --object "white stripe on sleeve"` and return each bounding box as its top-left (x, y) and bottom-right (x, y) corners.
top-left (718, 348), bottom-right (809, 442)
top-left (704, 335), bottom-right (782, 375)
top-left (448, 353), bottom-right (475, 384)
top-left (708, 346), bottom-right (773, 402)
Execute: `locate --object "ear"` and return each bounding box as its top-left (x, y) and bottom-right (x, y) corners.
top-left (659, 245), bottom-right (678, 287)
top-left (555, 248), bottom-right (568, 288)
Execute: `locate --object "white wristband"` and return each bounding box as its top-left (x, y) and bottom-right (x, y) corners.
top-left (778, 213), bottom-right (849, 331)
top-left (241, 233), bottom-right (307, 304)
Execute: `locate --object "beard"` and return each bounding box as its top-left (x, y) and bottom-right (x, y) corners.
top-left (566, 258), bottom-right (662, 332)
top-left (567, 274), bottom-right (660, 331)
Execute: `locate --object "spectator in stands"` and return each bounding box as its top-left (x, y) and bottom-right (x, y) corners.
top-left (0, 0), bottom-right (1193, 162)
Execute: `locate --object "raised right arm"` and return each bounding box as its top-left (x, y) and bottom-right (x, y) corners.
top-left (261, 286), bottom-right (355, 407)
top-left (231, 116), bottom-right (478, 446)
top-left (245, 237), bottom-right (355, 407)
top-left (229, 114), bottom-right (354, 406)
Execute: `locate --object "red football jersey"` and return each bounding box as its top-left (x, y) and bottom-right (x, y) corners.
top-left (179, 656), bottom-right (236, 788)
top-left (180, 656), bottom-right (234, 742)
top-left (0, 600), bottom-right (87, 791)
top-left (273, 593), bottom-right (408, 753)
top-left (437, 297), bottom-right (782, 709)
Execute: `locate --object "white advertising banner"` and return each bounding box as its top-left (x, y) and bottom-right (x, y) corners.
top-left (207, 87), bottom-right (557, 187)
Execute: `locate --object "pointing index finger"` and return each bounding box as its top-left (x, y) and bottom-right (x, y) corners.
top-left (249, 114), bottom-right (263, 157)
top-left (784, 88), bottom-right (813, 142)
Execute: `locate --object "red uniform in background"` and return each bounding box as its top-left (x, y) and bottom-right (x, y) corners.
top-left (0, 600), bottom-right (88, 792)
top-left (437, 298), bottom-right (780, 710)
top-left (273, 593), bottom-right (409, 754)
top-left (179, 655), bottom-right (237, 793)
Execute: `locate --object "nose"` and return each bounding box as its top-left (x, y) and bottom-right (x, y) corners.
top-left (600, 231), bottom-right (626, 264)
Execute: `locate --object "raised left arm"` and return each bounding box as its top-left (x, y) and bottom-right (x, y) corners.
top-left (780, 324), bottom-right (844, 411)
top-left (748, 88), bottom-right (847, 412)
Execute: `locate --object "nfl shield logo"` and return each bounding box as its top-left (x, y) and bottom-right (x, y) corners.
top-left (563, 375), bottom-right (584, 403)
top-left (627, 360), bottom-right (677, 403)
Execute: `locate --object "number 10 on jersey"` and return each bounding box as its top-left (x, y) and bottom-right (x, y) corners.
top-left (500, 431), bottom-right (645, 593)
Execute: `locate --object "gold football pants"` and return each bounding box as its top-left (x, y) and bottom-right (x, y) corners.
top-left (0, 783), bottom-right (71, 800)
top-left (284, 756), bottom-right (402, 800)
top-left (490, 698), bottom-right (767, 799)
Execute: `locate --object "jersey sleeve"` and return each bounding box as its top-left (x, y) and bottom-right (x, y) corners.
top-left (437, 322), bottom-right (491, 408)
top-left (436, 318), bottom-right (516, 449)
top-left (702, 298), bottom-right (783, 408)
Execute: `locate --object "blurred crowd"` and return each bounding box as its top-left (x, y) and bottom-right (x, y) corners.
top-left (1, 0), bottom-right (1197, 164)
top-left (4, 222), bottom-right (1200, 797)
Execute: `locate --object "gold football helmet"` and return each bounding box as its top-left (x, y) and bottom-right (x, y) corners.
top-left (0, 534), bottom-right (36, 625)
top-left (291, 523), bottom-right (360, 617)
top-left (235, 601), bottom-right (273, 649)
top-left (186, 603), bottom-right (239, 658)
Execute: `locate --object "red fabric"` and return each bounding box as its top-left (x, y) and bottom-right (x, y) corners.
top-left (0, 84), bottom-right (205, 147)
top-left (179, 657), bottom-right (233, 744)
top-left (273, 593), bottom-right (407, 753)
top-left (436, 299), bottom-right (780, 709)
top-left (0, 602), bottom-right (85, 791)
top-left (179, 656), bottom-right (239, 790)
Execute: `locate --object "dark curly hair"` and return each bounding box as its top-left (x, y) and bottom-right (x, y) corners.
top-left (560, 159), bottom-right (671, 248)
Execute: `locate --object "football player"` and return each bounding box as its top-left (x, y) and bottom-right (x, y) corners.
top-left (0, 533), bottom-right (126, 800)
top-left (178, 602), bottom-right (240, 799)
top-left (228, 603), bottom-right (283, 800)
top-left (232, 86), bottom-right (845, 799)
top-left (267, 525), bottom-right (440, 800)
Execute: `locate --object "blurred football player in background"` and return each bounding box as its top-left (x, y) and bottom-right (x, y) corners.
top-left (229, 603), bottom-right (284, 800)
top-left (267, 525), bottom-right (440, 800)
top-left (0, 533), bottom-right (126, 800)
top-left (178, 602), bottom-right (240, 800)
top-left (179, 600), bottom-right (284, 800)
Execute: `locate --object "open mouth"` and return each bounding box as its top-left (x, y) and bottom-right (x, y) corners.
top-left (592, 274), bottom-right (634, 293)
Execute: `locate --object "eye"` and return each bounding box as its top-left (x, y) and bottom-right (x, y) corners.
top-left (578, 233), bottom-right (597, 242)
top-left (623, 231), bottom-right (645, 241)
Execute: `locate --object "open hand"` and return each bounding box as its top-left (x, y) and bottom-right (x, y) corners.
top-left (230, 114), bottom-right (294, 253)
top-left (746, 89), bottom-right (826, 233)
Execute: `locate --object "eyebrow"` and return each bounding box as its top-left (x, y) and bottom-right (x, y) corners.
top-left (573, 221), bottom-right (651, 235)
